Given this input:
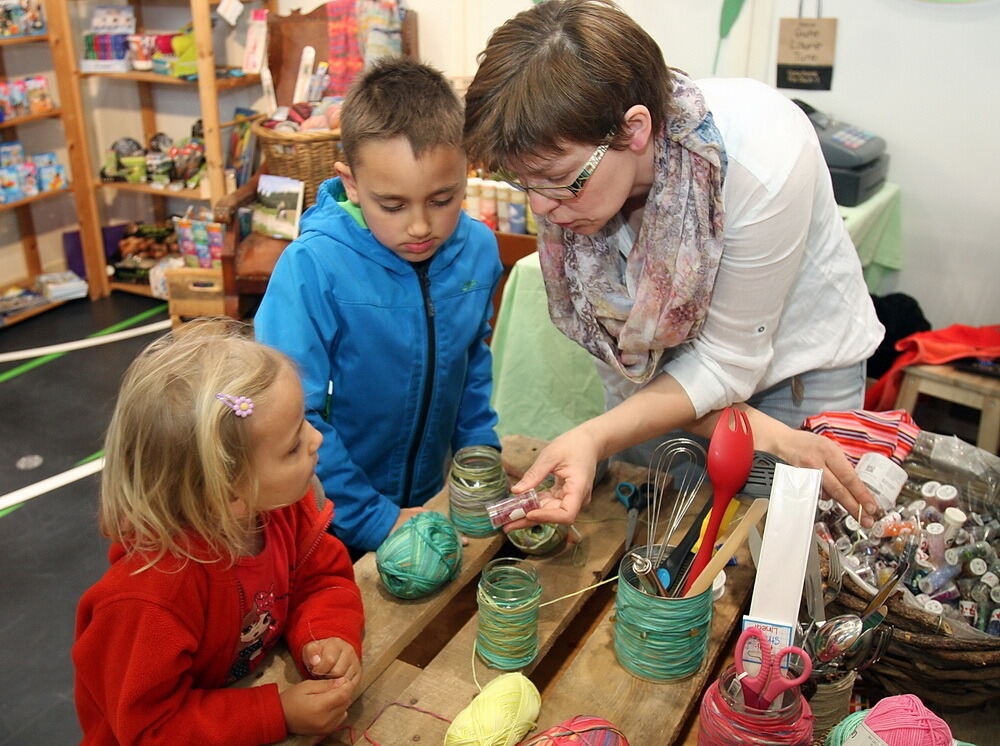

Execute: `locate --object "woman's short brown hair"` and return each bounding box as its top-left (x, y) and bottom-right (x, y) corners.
top-left (340, 57), bottom-right (464, 168)
top-left (464, 0), bottom-right (673, 169)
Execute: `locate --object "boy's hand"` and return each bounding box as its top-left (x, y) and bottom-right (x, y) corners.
top-left (390, 507), bottom-right (427, 534)
top-left (280, 677), bottom-right (354, 736)
top-left (302, 637), bottom-right (361, 682)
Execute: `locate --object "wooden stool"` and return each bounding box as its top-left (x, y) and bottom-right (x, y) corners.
top-left (894, 363), bottom-right (1000, 454)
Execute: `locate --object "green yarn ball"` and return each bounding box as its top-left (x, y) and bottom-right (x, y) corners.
top-left (508, 522), bottom-right (568, 555)
top-left (376, 511), bottom-right (463, 599)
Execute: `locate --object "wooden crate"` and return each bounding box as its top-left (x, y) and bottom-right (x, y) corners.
top-left (166, 267), bottom-right (225, 328)
top-left (235, 435), bottom-right (758, 745)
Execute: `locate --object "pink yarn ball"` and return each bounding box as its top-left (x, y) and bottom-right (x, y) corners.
top-left (863, 694), bottom-right (952, 746)
top-left (521, 715), bottom-right (629, 745)
top-left (300, 115), bottom-right (329, 131)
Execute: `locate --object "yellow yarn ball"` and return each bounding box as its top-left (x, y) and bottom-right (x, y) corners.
top-left (443, 673), bottom-right (540, 746)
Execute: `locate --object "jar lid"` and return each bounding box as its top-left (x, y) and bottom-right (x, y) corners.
top-left (920, 480), bottom-right (941, 498)
top-left (936, 484), bottom-right (958, 501)
top-left (944, 547), bottom-right (961, 566)
top-left (924, 599), bottom-right (944, 614)
top-left (969, 558), bottom-right (988, 576)
top-left (943, 507), bottom-right (967, 527)
top-left (925, 522), bottom-right (944, 536)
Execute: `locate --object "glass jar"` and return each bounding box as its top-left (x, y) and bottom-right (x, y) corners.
top-left (448, 445), bottom-right (508, 537)
top-left (698, 664), bottom-right (813, 745)
top-left (475, 558), bottom-right (541, 670)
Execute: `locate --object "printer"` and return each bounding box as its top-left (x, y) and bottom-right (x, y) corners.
top-left (793, 99), bottom-right (889, 207)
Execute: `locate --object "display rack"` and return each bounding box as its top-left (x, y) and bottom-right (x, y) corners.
top-left (51, 0), bottom-right (267, 297)
top-left (0, 18), bottom-right (108, 327)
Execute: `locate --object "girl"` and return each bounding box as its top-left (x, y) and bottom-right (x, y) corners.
top-left (73, 320), bottom-right (365, 744)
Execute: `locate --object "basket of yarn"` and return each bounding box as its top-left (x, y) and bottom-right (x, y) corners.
top-left (443, 673), bottom-right (540, 746)
top-left (520, 715), bottom-right (630, 744)
top-left (251, 121), bottom-right (343, 208)
top-left (825, 554), bottom-right (1000, 711)
top-left (375, 511), bottom-right (462, 599)
top-left (823, 694), bottom-right (972, 746)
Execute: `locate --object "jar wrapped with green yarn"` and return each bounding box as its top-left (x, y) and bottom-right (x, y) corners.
top-left (507, 522), bottom-right (569, 555)
top-left (449, 445), bottom-right (508, 537)
top-left (376, 511), bottom-right (462, 599)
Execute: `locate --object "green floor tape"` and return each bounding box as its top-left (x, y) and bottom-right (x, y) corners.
top-left (0, 303), bottom-right (167, 385)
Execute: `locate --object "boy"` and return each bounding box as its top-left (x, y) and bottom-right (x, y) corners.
top-left (255, 58), bottom-right (502, 553)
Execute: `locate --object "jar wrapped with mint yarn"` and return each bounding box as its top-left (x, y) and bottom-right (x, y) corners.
top-left (376, 511), bottom-right (462, 599)
top-left (449, 445), bottom-right (508, 537)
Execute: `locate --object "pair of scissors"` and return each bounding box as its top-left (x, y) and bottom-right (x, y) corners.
top-left (734, 626), bottom-right (812, 710)
top-left (616, 481), bottom-right (645, 551)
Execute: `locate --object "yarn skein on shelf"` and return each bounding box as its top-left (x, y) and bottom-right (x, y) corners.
top-left (375, 511), bottom-right (462, 599)
top-left (520, 715), bottom-right (630, 745)
top-left (824, 694), bottom-right (958, 746)
top-left (443, 673), bottom-right (540, 746)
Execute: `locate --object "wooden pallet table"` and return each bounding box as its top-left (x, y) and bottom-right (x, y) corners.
top-left (236, 435), bottom-right (759, 745)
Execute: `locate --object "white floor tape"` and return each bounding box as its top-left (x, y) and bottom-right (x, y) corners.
top-left (0, 458), bottom-right (104, 512)
top-left (0, 319), bottom-right (171, 363)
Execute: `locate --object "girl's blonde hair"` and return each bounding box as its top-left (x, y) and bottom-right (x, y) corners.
top-left (100, 319), bottom-right (290, 569)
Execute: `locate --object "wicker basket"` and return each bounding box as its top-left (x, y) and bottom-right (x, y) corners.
top-left (826, 562), bottom-right (1000, 711)
top-left (252, 122), bottom-right (343, 208)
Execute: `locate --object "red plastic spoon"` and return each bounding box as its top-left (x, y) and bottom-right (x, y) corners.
top-left (681, 408), bottom-right (754, 596)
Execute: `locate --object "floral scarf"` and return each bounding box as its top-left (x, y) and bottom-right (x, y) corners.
top-left (537, 72), bottom-right (727, 384)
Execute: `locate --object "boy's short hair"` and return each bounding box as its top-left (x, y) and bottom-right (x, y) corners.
top-left (464, 0), bottom-right (674, 170)
top-left (340, 57), bottom-right (464, 168)
top-left (100, 319), bottom-right (291, 570)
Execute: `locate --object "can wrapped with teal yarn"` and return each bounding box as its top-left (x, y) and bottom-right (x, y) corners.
top-left (614, 544), bottom-right (713, 681)
top-left (449, 445), bottom-right (508, 537)
top-left (376, 511), bottom-right (462, 599)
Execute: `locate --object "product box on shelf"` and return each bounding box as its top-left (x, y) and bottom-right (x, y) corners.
top-left (0, 0), bottom-right (46, 38)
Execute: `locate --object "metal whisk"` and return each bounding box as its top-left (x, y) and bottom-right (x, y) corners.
top-left (643, 436), bottom-right (707, 571)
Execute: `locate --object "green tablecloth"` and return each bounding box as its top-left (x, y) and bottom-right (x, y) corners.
top-left (841, 182), bottom-right (902, 293)
top-left (490, 183), bottom-right (902, 439)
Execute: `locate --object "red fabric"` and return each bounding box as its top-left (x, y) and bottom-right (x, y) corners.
top-left (864, 324), bottom-right (1000, 410)
top-left (73, 489), bottom-right (364, 745)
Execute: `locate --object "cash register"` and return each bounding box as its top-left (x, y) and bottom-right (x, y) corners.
top-left (794, 99), bottom-right (889, 207)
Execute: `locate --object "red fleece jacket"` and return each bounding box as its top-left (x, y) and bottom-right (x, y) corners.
top-left (73, 489), bottom-right (363, 745)
top-left (865, 324), bottom-right (1000, 410)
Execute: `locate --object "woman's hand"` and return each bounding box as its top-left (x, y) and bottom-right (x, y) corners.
top-left (505, 427), bottom-right (603, 529)
top-left (772, 427), bottom-right (879, 526)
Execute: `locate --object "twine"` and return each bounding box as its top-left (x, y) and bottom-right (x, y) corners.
top-left (614, 545), bottom-right (713, 681)
top-left (375, 511), bottom-right (462, 599)
top-left (476, 559), bottom-right (542, 671)
top-left (809, 671), bottom-right (855, 744)
top-left (449, 446), bottom-right (508, 537)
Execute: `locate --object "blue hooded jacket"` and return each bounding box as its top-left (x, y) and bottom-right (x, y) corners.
top-left (255, 177), bottom-right (502, 551)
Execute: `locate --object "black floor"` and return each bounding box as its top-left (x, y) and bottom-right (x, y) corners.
top-left (0, 293), bottom-right (167, 744)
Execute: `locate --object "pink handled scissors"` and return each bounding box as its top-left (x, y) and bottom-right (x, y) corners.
top-left (734, 626), bottom-right (812, 710)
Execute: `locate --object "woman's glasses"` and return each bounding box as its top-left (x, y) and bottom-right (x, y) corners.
top-left (499, 142), bottom-right (610, 201)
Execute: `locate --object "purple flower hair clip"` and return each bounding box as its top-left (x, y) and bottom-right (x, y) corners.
top-left (216, 393), bottom-right (254, 418)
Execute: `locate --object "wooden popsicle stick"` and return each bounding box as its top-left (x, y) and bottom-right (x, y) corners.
top-left (683, 498), bottom-right (768, 598)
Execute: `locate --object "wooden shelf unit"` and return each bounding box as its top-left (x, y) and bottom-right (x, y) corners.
top-left (0, 7), bottom-right (108, 328)
top-left (52, 0), bottom-right (269, 297)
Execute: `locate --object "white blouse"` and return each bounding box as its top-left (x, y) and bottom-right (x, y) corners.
top-left (621, 77), bottom-right (884, 417)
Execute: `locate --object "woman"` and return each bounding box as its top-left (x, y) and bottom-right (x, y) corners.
top-left (463, 0), bottom-right (884, 527)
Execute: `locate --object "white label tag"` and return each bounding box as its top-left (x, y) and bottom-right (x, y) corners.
top-left (842, 720), bottom-right (891, 746)
top-left (217, 0), bottom-right (244, 26)
top-left (741, 616), bottom-right (795, 672)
